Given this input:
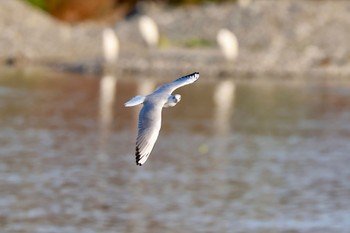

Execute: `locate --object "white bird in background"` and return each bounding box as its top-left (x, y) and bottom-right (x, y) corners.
top-left (217, 28), bottom-right (239, 61)
top-left (102, 28), bottom-right (119, 63)
top-left (138, 15), bottom-right (159, 48)
top-left (124, 72), bottom-right (200, 166)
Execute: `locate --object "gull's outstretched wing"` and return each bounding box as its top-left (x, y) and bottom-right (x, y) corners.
top-left (124, 95), bottom-right (145, 107)
top-left (135, 103), bottom-right (163, 166)
top-left (154, 72), bottom-right (199, 95)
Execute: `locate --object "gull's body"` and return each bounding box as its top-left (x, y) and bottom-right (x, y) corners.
top-left (124, 72), bottom-right (200, 166)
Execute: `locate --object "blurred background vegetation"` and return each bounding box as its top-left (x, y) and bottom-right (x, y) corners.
top-left (25, 0), bottom-right (235, 22)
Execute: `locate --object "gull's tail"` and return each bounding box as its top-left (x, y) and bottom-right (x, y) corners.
top-left (124, 95), bottom-right (145, 107)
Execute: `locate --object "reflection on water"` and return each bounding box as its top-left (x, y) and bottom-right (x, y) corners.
top-left (1, 70), bottom-right (350, 233)
top-left (99, 74), bottom-right (117, 142)
top-left (214, 79), bottom-right (235, 135)
top-left (97, 74), bottom-right (117, 210)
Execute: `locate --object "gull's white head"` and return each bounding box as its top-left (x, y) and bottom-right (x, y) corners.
top-left (164, 94), bottom-right (181, 108)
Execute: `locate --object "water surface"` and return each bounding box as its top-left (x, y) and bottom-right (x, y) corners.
top-left (0, 71), bottom-right (350, 233)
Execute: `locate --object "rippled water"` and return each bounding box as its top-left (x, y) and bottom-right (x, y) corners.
top-left (1, 70), bottom-right (350, 233)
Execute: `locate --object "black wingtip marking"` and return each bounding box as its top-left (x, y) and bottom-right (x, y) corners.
top-left (177, 72), bottom-right (200, 82)
top-left (135, 145), bottom-right (143, 166)
top-left (188, 72), bottom-right (199, 77)
top-left (189, 72), bottom-right (200, 80)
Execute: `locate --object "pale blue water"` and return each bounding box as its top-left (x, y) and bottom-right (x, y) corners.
top-left (0, 70), bottom-right (350, 233)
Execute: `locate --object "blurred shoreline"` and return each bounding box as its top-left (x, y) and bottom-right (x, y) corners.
top-left (1, 0), bottom-right (350, 80)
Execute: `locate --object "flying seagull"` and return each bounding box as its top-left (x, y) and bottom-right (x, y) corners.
top-left (124, 72), bottom-right (200, 166)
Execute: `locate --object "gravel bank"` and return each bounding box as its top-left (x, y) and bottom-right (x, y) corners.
top-left (1, 0), bottom-right (350, 78)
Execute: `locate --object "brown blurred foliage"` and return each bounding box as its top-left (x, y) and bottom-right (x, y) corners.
top-left (33, 0), bottom-right (138, 23)
top-left (24, 0), bottom-right (236, 23)
top-left (25, 0), bottom-right (235, 23)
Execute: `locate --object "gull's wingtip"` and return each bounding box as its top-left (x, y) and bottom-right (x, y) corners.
top-left (192, 71), bottom-right (200, 81)
top-left (186, 71), bottom-right (199, 80)
top-left (174, 71), bottom-right (199, 86)
top-left (135, 145), bottom-right (147, 166)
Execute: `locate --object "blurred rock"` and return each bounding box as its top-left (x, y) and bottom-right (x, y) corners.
top-left (0, 0), bottom-right (103, 63)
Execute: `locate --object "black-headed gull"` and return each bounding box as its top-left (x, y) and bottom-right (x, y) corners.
top-left (125, 72), bottom-right (200, 166)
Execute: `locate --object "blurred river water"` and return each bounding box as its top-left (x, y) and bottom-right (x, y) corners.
top-left (0, 70), bottom-right (350, 233)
